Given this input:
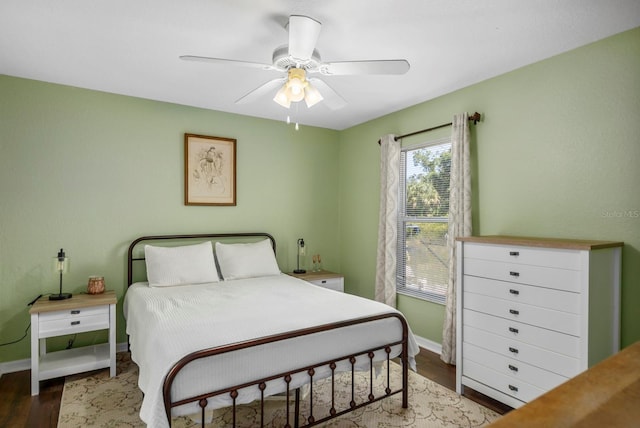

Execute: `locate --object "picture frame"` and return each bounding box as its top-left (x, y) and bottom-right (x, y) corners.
top-left (184, 133), bottom-right (236, 206)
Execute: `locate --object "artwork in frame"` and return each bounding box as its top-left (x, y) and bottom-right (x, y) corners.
top-left (184, 133), bottom-right (236, 206)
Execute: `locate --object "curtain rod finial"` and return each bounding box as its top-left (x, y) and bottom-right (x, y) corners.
top-left (470, 112), bottom-right (481, 124)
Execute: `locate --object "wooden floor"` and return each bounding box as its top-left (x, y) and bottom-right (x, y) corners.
top-left (0, 348), bottom-right (511, 427)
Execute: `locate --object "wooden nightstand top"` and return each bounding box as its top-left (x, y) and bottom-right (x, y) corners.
top-left (287, 270), bottom-right (343, 281)
top-left (30, 290), bottom-right (117, 314)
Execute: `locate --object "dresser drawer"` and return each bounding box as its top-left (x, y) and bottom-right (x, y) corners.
top-left (464, 342), bottom-right (568, 392)
top-left (464, 291), bottom-right (580, 336)
top-left (464, 325), bottom-right (581, 378)
top-left (463, 359), bottom-right (547, 403)
top-left (464, 258), bottom-right (581, 292)
top-left (463, 309), bottom-right (580, 358)
top-left (39, 305), bottom-right (110, 338)
top-left (463, 275), bottom-right (581, 314)
top-left (463, 243), bottom-right (582, 270)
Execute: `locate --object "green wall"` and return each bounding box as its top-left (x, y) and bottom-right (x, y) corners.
top-left (1, 26), bottom-right (639, 365)
top-left (0, 77), bottom-right (340, 362)
top-left (338, 27), bottom-right (640, 348)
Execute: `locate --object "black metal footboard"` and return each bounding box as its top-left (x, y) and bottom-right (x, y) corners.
top-left (162, 313), bottom-right (409, 427)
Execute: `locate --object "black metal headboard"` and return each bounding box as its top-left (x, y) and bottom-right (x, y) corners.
top-left (126, 232), bottom-right (276, 287)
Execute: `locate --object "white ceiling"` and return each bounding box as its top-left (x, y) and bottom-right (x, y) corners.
top-left (1, 0), bottom-right (639, 130)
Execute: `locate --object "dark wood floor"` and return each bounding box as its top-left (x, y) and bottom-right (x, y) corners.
top-left (0, 348), bottom-right (511, 427)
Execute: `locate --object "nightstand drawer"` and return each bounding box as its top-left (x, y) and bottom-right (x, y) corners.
top-left (39, 306), bottom-right (110, 338)
top-left (39, 305), bottom-right (108, 321)
top-left (309, 277), bottom-right (344, 292)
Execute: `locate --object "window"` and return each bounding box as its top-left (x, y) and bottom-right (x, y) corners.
top-left (396, 137), bottom-right (451, 304)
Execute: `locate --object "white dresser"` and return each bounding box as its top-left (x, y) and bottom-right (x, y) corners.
top-left (455, 236), bottom-right (623, 408)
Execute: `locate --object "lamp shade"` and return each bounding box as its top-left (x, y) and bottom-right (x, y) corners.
top-left (53, 249), bottom-right (68, 274)
top-left (273, 85), bottom-right (291, 108)
top-left (304, 82), bottom-right (324, 108)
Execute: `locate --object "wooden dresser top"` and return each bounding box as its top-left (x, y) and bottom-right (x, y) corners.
top-left (456, 235), bottom-right (623, 251)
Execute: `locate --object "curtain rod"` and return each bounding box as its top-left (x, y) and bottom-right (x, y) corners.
top-left (377, 112), bottom-right (481, 145)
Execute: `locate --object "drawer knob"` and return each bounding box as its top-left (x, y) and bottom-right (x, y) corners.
top-left (508, 384), bottom-right (519, 392)
top-left (509, 289), bottom-right (520, 295)
top-left (509, 309), bottom-right (520, 315)
top-left (509, 271), bottom-right (520, 277)
top-left (321, 280), bottom-right (327, 283)
top-left (509, 327), bottom-right (519, 334)
top-left (508, 347), bottom-right (519, 354)
top-left (508, 364), bottom-right (519, 372)
top-left (71, 310), bottom-right (81, 314)
top-left (71, 321), bottom-right (80, 326)
top-left (509, 251), bottom-right (520, 256)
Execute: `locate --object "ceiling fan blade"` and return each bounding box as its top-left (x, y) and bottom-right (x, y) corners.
top-left (180, 55), bottom-right (275, 71)
top-left (235, 78), bottom-right (286, 104)
top-left (308, 78), bottom-right (347, 110)
top-left (320, 60), bottom-right (410, 75)
top-left (287, 15), bottom-right (321, 61)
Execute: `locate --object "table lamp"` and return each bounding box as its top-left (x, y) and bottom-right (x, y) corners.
top-left (50, 248), bottom-right (72, 300)
top-left (294, 238), bottom-right (306, 274)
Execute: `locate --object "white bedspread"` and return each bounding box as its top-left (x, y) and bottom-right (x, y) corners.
top-left (124, 274), bottom-right (418, 428)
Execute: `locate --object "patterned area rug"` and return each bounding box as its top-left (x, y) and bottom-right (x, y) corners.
top-left (58, 352), bottom-right (500, 427)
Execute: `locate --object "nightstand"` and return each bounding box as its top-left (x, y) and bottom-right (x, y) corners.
top-left (288, 270), bottom-right (344, 292)
top-left (29, 291), bottom-right (117, 395)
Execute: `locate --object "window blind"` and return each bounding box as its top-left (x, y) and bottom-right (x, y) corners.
top-left (396, 138), bottom-right (451, 304)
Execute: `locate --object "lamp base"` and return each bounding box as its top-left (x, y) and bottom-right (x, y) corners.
top-left (293, 269), bottom-right (306, 274)
top-left (49, 293), bottom-right (72, 301)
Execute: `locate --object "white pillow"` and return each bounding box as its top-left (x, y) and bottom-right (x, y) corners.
top-left (215, 239), bottom-right (280, 280)
top-left (144, 241), bottom-right (219, 287)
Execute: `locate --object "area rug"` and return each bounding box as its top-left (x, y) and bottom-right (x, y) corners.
top-left (58, 352), bottom-right (500, 427)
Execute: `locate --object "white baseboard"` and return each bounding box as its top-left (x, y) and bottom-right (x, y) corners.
top-left (0, 342), bottom-right (130, 377)
top-left (414, 335), bottom-right (442, 355)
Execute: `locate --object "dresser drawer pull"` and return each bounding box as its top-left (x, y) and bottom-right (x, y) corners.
top-left (508, 347), bottom-right (519, 354)
top-left (508, 364), bottom-right (519, 372)
top-left (509, 251), bottom-right (520, 256)
top-left (508, 384), bottom-right (519, 392)
top-left (71, 310), bottom-right (81, 314)
top-left (509, 271), bottom-right (520, 277)
top-left (71, 321), bottom-right (80, 326)
top-left (509, 309), bottom-right (520, 315)
top-left (321, 280), bottom-right (327, 283)
top-left (508, 327), bottom-right (519, 334)
top-left (509, 289), bottom-right (520, 295)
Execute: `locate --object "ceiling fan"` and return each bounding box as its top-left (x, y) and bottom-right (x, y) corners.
top-left (180, 15), bottom-right (410, 110)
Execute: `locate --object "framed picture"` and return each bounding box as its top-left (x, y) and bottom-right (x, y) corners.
top-left (184, 133), bottom-right (236, 206)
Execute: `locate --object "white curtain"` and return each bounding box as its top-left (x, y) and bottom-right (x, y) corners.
top-left (375, 134), bottom-right (401, 307)
top-left (441, 113), bottom-right (472, 365)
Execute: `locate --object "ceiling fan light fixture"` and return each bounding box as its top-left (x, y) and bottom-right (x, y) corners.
top-left (274, 67), bottom-right (318, 108)
top-left (286, 68), bottom-right (307, 101)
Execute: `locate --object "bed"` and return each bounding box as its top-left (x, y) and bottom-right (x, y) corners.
top-left (124, 233), bottom-right (419, 427)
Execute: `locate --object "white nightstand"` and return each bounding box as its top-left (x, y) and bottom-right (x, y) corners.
top-left (288, 270), bottom-right (344, 292)
top-left (29, 291), bottom-right (117, 395)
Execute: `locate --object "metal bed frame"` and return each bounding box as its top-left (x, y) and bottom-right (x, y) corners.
top-left (126, 233), bottom-right (409, 427)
